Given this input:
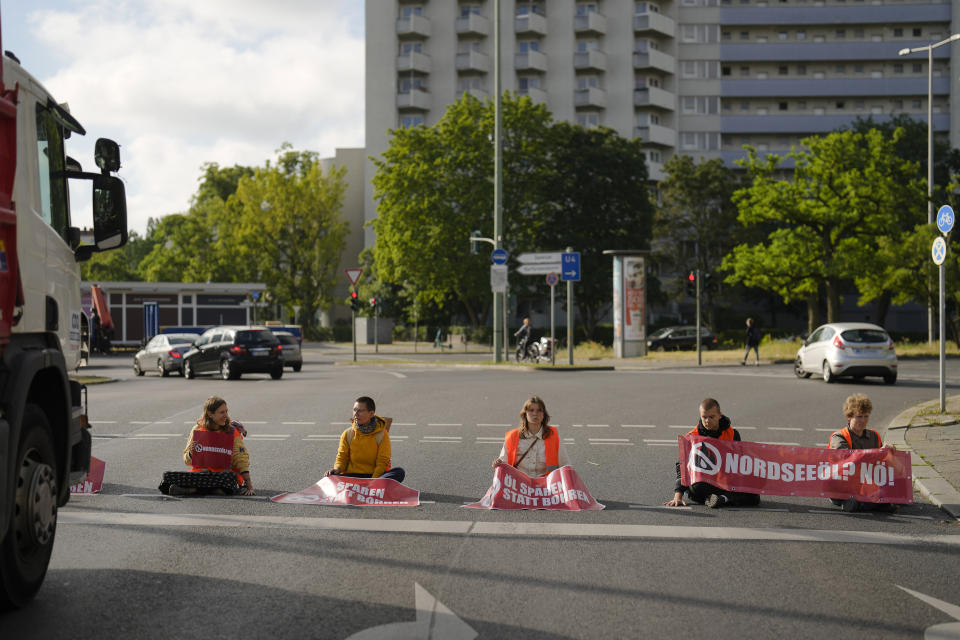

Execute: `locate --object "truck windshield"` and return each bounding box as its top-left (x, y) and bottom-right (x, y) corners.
top-left (35, 104), bottom-right (70, 239)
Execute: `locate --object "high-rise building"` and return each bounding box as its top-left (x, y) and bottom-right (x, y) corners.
top-left (365, 0), bottom-right (958, 234)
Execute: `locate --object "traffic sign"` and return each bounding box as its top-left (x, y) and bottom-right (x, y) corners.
top-left (251, 291), bottom-right (260, 301)
top-left (517, 263), bottom-right (561, 275)
top-left (517, 251), bottom-right (563, 264)
top-left (545, 272), bottom-right (559, 287)
top-left (932, 236), bottom-right (947, 265)
top-left (560, 252), bottom-right (581, 282)
top-left (491, 249), bottom-right (508, 265)
top-left (345, 268), bottom-right (363, 285)
top-left (937, 205), bottom-right (955, 234)
top-left (490, 264), bottom-right (508, 292)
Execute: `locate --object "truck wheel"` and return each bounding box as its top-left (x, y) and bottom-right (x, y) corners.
top-left (157, 359), bottom-right (169, 378)
top-left (0, 404), bottom-right (58, 609)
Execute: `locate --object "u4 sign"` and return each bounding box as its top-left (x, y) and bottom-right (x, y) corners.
top-left (561, 252), bottom-right (580, 282)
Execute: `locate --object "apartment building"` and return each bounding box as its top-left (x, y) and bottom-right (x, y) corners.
top-left (364, 0), bottom-right (958, 235)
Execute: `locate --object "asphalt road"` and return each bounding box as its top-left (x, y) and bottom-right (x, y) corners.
top-left (3, 353), bottom-right (959, 639)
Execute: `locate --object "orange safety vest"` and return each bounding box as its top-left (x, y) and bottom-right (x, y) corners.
top-left (685, 425), bottom-right (735, 440)
top-left (827, 426), bottom-right (882, 449)
top-left (189, 426), bottom-right (245, 485)
top-left (505, 425), bottom-right (559, 472)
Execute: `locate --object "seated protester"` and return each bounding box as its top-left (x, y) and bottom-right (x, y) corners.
top-left (664, 397), bottom-right (760, 509)
top-left (159, 395), bottom-right (254, 496)
top-left (325, 396), bottom-right (404, 482)
top-left (492, 395), bottom-right (570, 478)
top-left (828, 393), bottom-right (897, 513)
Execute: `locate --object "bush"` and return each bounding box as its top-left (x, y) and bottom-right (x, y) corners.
top-left (304, 325), bottom-right (334, 342)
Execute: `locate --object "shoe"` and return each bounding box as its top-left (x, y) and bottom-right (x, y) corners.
top-left (755, 361), bottom-right (759, 367)
top-left (740, 361), bottom-right (746, 366)
top-left (167, 484), bottom-right (191, 496)
top-left (841, 497), bottom-right (860, 513)
top-left (706, 494), bottom-right (728, 508)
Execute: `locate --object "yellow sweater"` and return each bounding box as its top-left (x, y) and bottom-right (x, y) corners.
top-left (334, 417), bottom-right (391, 477)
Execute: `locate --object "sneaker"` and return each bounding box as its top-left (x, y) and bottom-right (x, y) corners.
top-left (740, 361), bottom-right (746, 366)
top-left (706, 494), bottom-right (728, 508)
top-left (841, 497), bottom-right (860, 513)
top-left (167, 485), bottom-right (192, 496)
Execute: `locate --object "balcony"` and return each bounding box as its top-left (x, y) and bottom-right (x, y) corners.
top-left (396, 90), bottom-right (431, 111)
top-left (720, 41), bottom-right (952, 63)
top-left (633, 49), bottom-right (675, 75)
top-left (456, 13), bottom-right (490, 37)
top-left (397, 51), bottom-right (431, 74)
top-left (456, 50), bottom-right (490, 73)
top-left (721, 113), bottom-right (950, 135)
top-left (720, 77), bottom-right (950, 98)
top-left (574, 50), bottom-right (607, 72)
top-left (457, 87), bottom-right (489, 101)
top-left (515, 50), bottom-right (548, 73)
top-left (633, 12), bottom-right (674, 38)
top-left (519, 87), bottom-right (548, 105)
top-left (575, 87), bottom-right (607, 109)
top-left (515, 12), bottom-right (547, 36)
top-left (634, 123), bottom-right (677, 147)
top-left (574, 12), bottom-right (607, 35)
top-left (634, 87), bottom-right (676, 111)
top-left (396, 15), bottom-right (430, 39)
top-left (645, 160), bottom-right (665, 181)
top-left (718, 4), bottom-right (950, 26)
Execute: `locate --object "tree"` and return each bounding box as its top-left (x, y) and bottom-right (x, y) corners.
top-left (723, 129), bottom-right (925, 333)
top-left (229, 147), bottom-right (349, 328)
top-left (652, 155), bottom-right (740, 328)
top-left (81, 230), bottom-right (153, 282)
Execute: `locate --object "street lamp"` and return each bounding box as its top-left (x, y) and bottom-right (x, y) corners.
top-left (898, 33), bottom-right (960, 342)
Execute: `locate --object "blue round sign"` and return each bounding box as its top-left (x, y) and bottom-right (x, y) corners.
top-left (937, 205), bottom-right (955, 234)
top-left (545, 272), bottom-right (559, 286)
top-left (491, 249), bottom-right (508, 265)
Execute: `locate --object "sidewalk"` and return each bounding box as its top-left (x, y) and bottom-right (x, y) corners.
top-left (884, 396), bottom-right (960, 521)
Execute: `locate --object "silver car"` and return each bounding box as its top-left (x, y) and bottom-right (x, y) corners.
top-left (274, 331), bottom-right (303, 372)
top-left (794, 322), bottom-right (897, 384)
top-left (133, 333), bottom-right (197, 377)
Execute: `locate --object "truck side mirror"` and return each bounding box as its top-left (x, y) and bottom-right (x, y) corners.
top-left (74, 174), bottom-right (127, 261)
top-left (95, 138), bottom-right (121, 173)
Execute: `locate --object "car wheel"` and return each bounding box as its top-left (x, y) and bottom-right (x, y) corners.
top-left (794, 356), bottom-right (811, 379)
top-left (0, 404), bottom-right (57, 609)
top-left (883, 372), bottom-right (897, 385)
top-left (292, 363), bottom-right (302, 372)
top-left (270, 366), bottom-right (283, 380)
top-left (184, 359), bottom-right (196, 379)
top-left (157, 359), bottom-right (169, 378)
top-left (822, 361), bottom-right (835, 383)
top-left (133, 359), bottom-right (144, 376)
top-left (220, 359), bottom-right (238, 381)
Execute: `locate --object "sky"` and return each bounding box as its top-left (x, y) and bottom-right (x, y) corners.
top-left (2, 0), bottom-right (365, 234)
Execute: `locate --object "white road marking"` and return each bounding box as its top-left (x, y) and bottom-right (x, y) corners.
top-left (643, 439), bottom-right (677, 443)
top-left (422, 436), bottom-right (462, 441)
top-left (589, 438), bottom-right (630, 442)
top-left (897, 514), bottom-right (935, 520)
top-left (59, 511), bottom-right (960, 546)
top-left (89, 421), bottom-right (117, 424)
top-left (386, 371), bottom-right (407, 378)
top-left (129, 421), bottom-right (152, 425)
top-left (572, 424), bottom-right (584, 428)
top-left (393, 423), bottom-right (417, 426)
top-left (477, 423), bottom-right (511, 427)
top-left (389, 436), bottom-right (409, 440)
top-left (245, 435), bottom-right (290, 439)
top-left (647, 443), bottom-right (677, 446)
top-left (282, 421), bottom-right (316, 425)
top-left (475, 437), bottom-right (504, 442)
top-left (736, 427), bottom-right (757, 430)
top-left (622, 425), bottom-right (655, 429)
top-left (132, 434), bottom-right (181, 437)
top-left (587, 424), bottom-right (609, 428)
top-left (244, 422), bottom-right (268, 425)
top-left (331, 422), bottom-right (351, 425)
top-left (769, 427), bottom-right (803, 432)
top-left (726, 508), bottom-right (790, 512)
top-left (815, 428), bottom-right (836, 432)
top-left (154, 421), bottom-right (172, 424)
top-left (428, 423), bottom-right (462, 427)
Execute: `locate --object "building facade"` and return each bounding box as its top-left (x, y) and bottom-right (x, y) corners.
top-left (365, 0), bottom-right (958, 226)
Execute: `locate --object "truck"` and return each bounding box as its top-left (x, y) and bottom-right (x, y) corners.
top-left (0, 15), bottom-right (128, 607)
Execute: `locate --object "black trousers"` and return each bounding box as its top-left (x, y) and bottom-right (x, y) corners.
top-left (688, 482), bottom-right (760, 507)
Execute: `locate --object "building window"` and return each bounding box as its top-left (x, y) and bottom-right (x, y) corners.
top-left (398, 76), bottom-right (427, 93)
top-left (854, 101), bottom-right (865, 110)
top-left (636, 3), bottom-right (662, 14)
top-left (836, 101), bottom-right (845, 110)
top-left (912, 63), bottom-right (922, 73)
top-left (739, 31), bottom-right (749, 41)
top-left (836, 30), bottom-right (845, 39)
top-left (578, 112), bottom-right (601, 128)
top-left (797, 30), bottom-right (806, 40)
top-left (722, 65), bottom-right (731, 76)
top-left (400, 6), bottom-right (424, 18)
top-left (400, 42), bottom-right (424, 55)
top-left (460, 4), bottom-right (482, 17)
top-left (893, 28), bottom-right (903, 37)
top-left (576, 3), bottom-right (598, 16)
top-left (778, 65), bottom-right (788, 76)
top-left (797, 101), bottom-right (806, 110)
top-left (722, 31), bottom-right (731, 41)
top-left (779, 102), bottom-right (788, 111)
top-left (853, 64), bottom-right (864, 73)
top-left (518, 75), bottom-right (541, 91)
top-left (576, 39), bottom-right (600, 52)
top-left (835, 65), bottom-right (846, 74)
top-left (853, 29), bottom-right (864, 39)
top-left (739, 101), bottom-right (749, 111)
top-left (577, 75), bottom-right (601, 89)
top-left (797, 64), bottom-right (806, 75)
top-left (458, 40), bottom-right (482, 53)
top-left (893, 64), bottom-right (903, 74)
top-left (912, 99), bottom-right (922, 109)
top-left (913, 28), bottom-right (922, 37)
top-left (517, 40), bottom-right (541, 53)
top-left (516, 3), bottom-right (546, 16)
top-left (778, 31), bottom-right (787, 40)
top-left (458, 76), bottom-right (485, 92)
top-left (400, 115), bottom-right (424, 128)
top-left (739, 66), bottom-right (749, 76)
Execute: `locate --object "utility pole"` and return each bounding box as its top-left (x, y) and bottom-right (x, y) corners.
top-left (492, 0), bottom-right (504, 363)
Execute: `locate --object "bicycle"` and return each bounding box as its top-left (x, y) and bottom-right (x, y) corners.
top-left (515, 340), bottom-right (540, 363)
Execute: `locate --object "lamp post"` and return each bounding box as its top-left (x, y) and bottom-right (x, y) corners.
top-left (898, 33), bottom-right (960, 343)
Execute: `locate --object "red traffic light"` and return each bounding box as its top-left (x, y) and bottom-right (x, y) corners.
top-left (350, 291), bottom-right (358, 300)
top-left (687, 272), bottom-right (696, 282)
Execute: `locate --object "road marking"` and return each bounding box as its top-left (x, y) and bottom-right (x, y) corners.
top-left (59, 511), bottom-right (960, 546)
top-left (572, 424), bottom-right (584, 428)
top-left (154, 421), bottom-right (172, 424)
top-left (814, 428), bottom-right (836, 432)
top-left (897, 514), bottom-right (935, 520)
top-left (475, 437), bottom-right (503, 442)
top-left (726, 508), bottom-right (790, 512)
top-left (769, 427), bottom-right (803, 432)
top-left (643, 439), bottom-right (677, 443)
top-left (129, 421), bottom-right (152, 425)
top-left (622, 425), bottom-right (655, 429)
top-left (245, 434), bottom-right (290, 439)
top-left (736, 427), bottom-right (757, 430)
top-left (477, 423), bottom-right (511, 427)
top-left (282, 421), bottom-right (316, 425)
top-left (303, 435), bottom-right (339, 440)
top-left (427, 423), bottom-right (462, 427)
top-left (331, 422), bottom-right (351, 425)
top-left (244, 421), bottom-right (268, 425)
top-left (386, 371), bottom-right (407, 379)
top-left (89, 421), bottom-right (117, 424)
top-left (393, 423), bottom-right (417, 426)
top-left (421, 436), bottom-right (462, 440)
top-left (589, 438), bottom-right (630, 442)
top-left (390, 436), bottom-right (409, 440)
top-left (587, 424), bottom-right (609, 428)
top-left (134, 433), bottom-right (181, 437)
top-left (647, 443), bottom-right (677, 446)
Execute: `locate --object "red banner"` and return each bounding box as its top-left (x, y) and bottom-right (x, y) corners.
top-left (679, 435), bottom-right (912, 504)
top-left (271, 477), bottom-right (420, 506)
top-left (465, 464), bottom-right (604, 510)
top-left (69, 456), bottom-right (105, 494)
top-left (191, 430), bottom-right (234, 469)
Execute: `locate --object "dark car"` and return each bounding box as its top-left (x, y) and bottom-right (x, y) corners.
top-left (183, 326), bottom-right (283, 380)
top-left (647, 326), bottom-right (717, 351)
top-left (273, 331), bottom-right (303, 372)
top-left (133, 333), bottom-right (196, 377)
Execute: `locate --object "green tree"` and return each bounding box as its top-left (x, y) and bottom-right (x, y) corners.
top-left (229, 147), bottom-right (349, 327)
top-left (723, 129), bottom-right (925, 332)
top-left (81, 229), bottom-right (153, 281)
top-left (652, 155), bottom-right (740, 328)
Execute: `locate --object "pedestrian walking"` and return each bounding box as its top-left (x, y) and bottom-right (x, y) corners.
top-left (742, 317), bottom-right (761, 366)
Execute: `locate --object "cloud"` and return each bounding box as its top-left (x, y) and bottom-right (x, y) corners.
top-left (29, 0), bottom-right (365, 233)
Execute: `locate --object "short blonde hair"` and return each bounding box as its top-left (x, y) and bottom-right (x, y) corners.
top-left (843, 394), bottom-right (873, 419)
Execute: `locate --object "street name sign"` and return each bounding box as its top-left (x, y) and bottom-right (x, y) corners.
top-left (491, 264), bottom-right (508, 292)
top-left (518, 251), bottom-right (563, 264)
top-left (937, 205), bottom-right (955, 235)
top-left (491, 249), bottom-right (508, 264)
top-left (561, 252), bottom-right (581, 282)
top-left (517, 263), bottom-right (561, 275)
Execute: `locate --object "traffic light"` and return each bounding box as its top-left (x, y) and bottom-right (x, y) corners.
top-left (350, 289), bottom-right (359, 311)
top-left (685, 271), bottom-right (696, 297)
top-left (369, 297), bottom-right (378, 310)
top-left (469, 230), bottom-right (482, 255)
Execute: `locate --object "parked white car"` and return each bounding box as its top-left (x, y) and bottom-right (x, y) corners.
top-left (794, 322), bottom-right (897, 384)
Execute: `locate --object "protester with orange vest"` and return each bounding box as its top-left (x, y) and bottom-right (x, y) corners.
top-left (664, 397), bottom-right (761, 508)
top-left (326, 396), bottom-right (405, 482)
top-left (828, 393), bottom-right (897, 513)
top-left (492, 396), bottom-right (570, 477)
top-left (159, 395), bottom-right (254, 496)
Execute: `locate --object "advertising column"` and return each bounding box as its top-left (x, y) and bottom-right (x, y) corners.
top-left (605, 250), bottom-right (648, 358)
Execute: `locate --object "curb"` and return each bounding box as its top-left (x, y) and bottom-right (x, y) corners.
top-left (70, 376), bottom-right (118, 386)
top-left (885, 405), bottom-right (960, 521)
